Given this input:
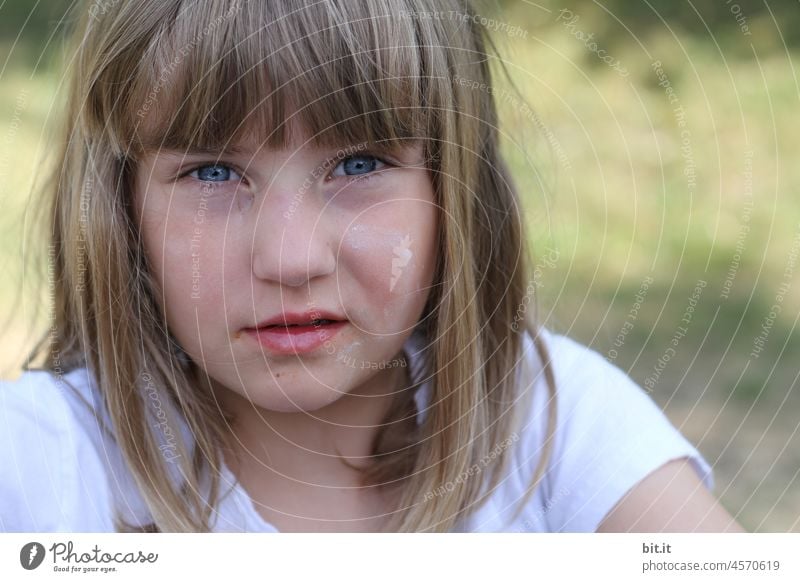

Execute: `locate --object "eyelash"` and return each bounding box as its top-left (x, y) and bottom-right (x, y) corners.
top-left (326, 153), bottom-right (390, 184)
top-left (179, 162), bottom-right (245, 189)
top-left (179, 153), bottom-right (392, 189)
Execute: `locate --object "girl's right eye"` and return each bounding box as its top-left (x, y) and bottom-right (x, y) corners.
top-left (185, 163), bottom-right (243, 184)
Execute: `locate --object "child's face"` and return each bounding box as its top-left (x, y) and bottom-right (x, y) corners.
top-left (133, 126), bottom-right (437, 412)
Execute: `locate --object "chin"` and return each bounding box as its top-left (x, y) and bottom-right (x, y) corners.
top-left (243, 383), bottom-right (347, 414)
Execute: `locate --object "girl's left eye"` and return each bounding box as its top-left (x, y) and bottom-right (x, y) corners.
top-left (330, 154), bottom-right (387, 178)
top-left (187, 163), bottom-right (243, 183)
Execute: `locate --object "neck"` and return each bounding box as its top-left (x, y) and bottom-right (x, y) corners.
top-left (210, 359), bottom-right (411, 484)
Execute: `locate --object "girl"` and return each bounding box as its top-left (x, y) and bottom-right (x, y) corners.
top-left (1, 0), bottom-right (743, 533)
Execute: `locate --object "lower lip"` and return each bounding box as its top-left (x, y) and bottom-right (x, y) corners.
top-left (244, 321), bottom-right (348, 355)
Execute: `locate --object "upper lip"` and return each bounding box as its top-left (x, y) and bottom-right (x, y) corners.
top-left (249, 310), bottom-right (346, 329)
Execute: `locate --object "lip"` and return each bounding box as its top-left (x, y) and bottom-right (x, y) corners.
top-left (244, 321), bottom-right (348, 355)
top-left (252, 310), bottom-right (346, 328)
top-left (244, 310), bottom-right (348, 355)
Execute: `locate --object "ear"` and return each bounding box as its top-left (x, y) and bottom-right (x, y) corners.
top-left (596, 457), bottom-right (746, 532)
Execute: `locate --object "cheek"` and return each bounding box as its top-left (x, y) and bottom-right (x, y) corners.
top-left (339, 197), bottom-right (437, 328)
top-left (386, 204), bottom-right (437, 295)
top-left (138, 198), bottom-right (230, 344)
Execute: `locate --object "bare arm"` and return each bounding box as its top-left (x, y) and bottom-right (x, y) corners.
top-left (596, 457), bottom-right (746, 532)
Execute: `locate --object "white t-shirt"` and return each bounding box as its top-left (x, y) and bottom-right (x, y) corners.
top-left (0, 329), bottom-right (713, 532)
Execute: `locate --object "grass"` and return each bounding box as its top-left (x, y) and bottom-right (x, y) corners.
top-left (489, 12), bottom-right (800, 531)
top-left (0, 66), bottom-right (60, 372)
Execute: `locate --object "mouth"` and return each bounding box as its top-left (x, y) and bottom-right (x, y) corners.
top-left (251, 309), bottom-right (347, 330)
top-left (260, 319), bottom-right (339, 329)
top-left (245, 311), bottom-right (349, 355)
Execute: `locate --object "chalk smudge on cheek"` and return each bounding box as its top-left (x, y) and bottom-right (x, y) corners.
top-left (339, 339), bottom-right (362, 358)
top-left (344, 223), bottom-right (411, 272)
top-left (334, 339), bottom-right (363, 376)
top-left (389, 233), bottom-right (413, 294)
top-left (344, 223), bottom-right (378, 251)
top-left (340, 223), bottom-right (423, 339)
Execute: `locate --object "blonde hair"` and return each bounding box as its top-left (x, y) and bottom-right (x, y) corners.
top-left (26, 0), bottom-right (557, 532)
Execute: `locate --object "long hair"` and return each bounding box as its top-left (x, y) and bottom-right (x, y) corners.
top-left (25, 0), bottom-right (557, 532)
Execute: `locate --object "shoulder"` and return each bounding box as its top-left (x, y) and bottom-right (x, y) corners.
top-left (507, 328), bottom-right (714, 532)
top-left (0, 367), bottom-right (117, 532)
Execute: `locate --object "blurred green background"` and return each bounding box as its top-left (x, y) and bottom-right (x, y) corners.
top-left (1, 0), bottom-right (798, 532)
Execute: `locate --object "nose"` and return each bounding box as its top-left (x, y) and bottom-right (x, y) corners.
top-left (250, 186), bottom-right (336, 287)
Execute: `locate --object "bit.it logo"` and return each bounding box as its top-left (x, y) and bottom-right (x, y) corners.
top-left (19, 542), bottom-right (46, 570)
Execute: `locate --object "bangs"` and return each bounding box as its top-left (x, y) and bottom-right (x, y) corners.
top-left (123, 0), bottom-right (436, 156)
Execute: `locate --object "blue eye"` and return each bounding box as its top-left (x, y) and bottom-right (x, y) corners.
top-left (189, 163), bottom-right (242, 183)
top-left (332, 155), bottom-right (387, 178)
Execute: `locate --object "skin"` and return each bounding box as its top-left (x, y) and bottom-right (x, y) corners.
top-left (133, 122), bottom-right (437, 531)
top-left (133, 122), bottom-right (743, 533)
top-left (597, 458), bottom-right (746, 532)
